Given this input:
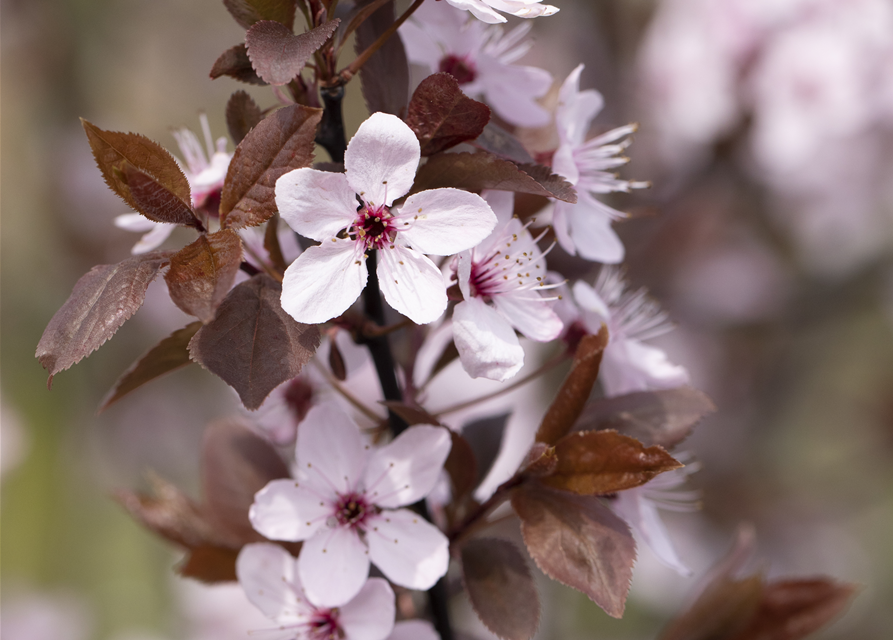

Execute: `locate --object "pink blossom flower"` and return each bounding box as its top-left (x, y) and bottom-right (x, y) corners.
top-left (400, 1), bottom-right (553, 127)
top-left (276, 113), bottom-right (497, 325)
top-left (237, 542), bottom-right (396, 640)
top-left (115, 114), bottom-right (232, 254)
top-left (550, 65), bottom-right (648, 263)
top-left (442, 0), bottom-right (558, 24)
top-left (572, 268), bottom-right (688, 396)
top-left (452, 191), bottom-right (563, 381)
top-left (249, 403), bottom-right (452, 607)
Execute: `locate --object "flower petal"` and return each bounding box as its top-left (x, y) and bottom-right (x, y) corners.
top-left (236, 543), bottom-right (312, 624)
top-left (276, 168), bottom-right (357, 242)
top-left (367, 508), bottom-right (450, 591)
top-left (399, 189), bottom-right (497, 256)
top-left (378, 245), bottom-right (448, 324)
top-left (249, 479), bottom-right (330, 542)
top-left (612, 489), bottom-right (691, 576)
top-left (453, 297), bottom-right (524, 381)
top-left (299, 526), bottom-right (370, 607)
top-left (388, 620), bottom-right (440, 640)
top-left (601, 339), bottom-right (689, 397)
top-left (557, 64), bottom-right (604, 147)
top-left (345, 113), bottom-right (420, 207)
top-left (363, 425), bottom-right (452, 509)
top-left (572, 280), bottom-right (611, 324)
top-left (337, 578), bottom-right (396, 640)
top-left (566, 198), bottom-right (625, 264)
top-left (445, 0), bottom-right (507, 23)
top-left (280, 238), bottom-right (367, 324)
top-left (297, 404), bottom-right (369, 495)
top-left (492, 290), bottom-right (563, 342)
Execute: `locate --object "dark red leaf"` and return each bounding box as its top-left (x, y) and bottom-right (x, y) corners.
top-left (246, 20), bottom-right (339, 86)
top-left (461, 538), bottom-right (540, 640)
top-left (223, 0), bottom-right (296, 30)
top-left (123, 164), bottom-right (200, 227)
top-left (462, 413), bottom-right (509, 486)
top-left (211, 44), bottom-right (266, 86)
top-left (219, 103), bottom-right (322, 229)
top-left (188, 274), bottom-right (320, 409)
top-left (263, 213), bottom-right (288, 273)
top-left (327, 336), bottom-right (347, 381)
top-left (177, 545), bottom-right (240, 583)
top-left (512, 484), bottom-right (636, 618)
top-left (472, 122), bottom-right (535, 164)
top-left (412, 151), bottom-right (577, 203)
top-left (660, 574), bottom-right (765, 640)
top-left (444, 431), bottom-right (478, 500)
top-left (99, 321), bottom-right (202, 412)
top-left (406, 73), bottom-right (491, 156)
top-left (354, 0), bottom-right (409, 117)
top-left (226, 90), bottom-right (264, 145)
top-left (36, 251), bottom-right (172, 387)
top-left (164, 229), bottom-right (243, 323)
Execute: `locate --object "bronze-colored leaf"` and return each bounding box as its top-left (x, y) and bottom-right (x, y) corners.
top-left (81, 119), bottom-right (193, 218)
top-left (444, 430), bottom-right (478, 500)
top-left (461, 538), bottom-right (540, 640)
top-left (226, 90), bottom-right (264, 145)
top-left (543, 430), bottom-right (682, 495)
top-left (406, 73), bottom-right (491, 156)
top-left (99, 321), bottom-right (202, 412)
top-left (522, 443), bottom-right (558, 478)
top-left (354, 0), bottom-right (409, 117)
top-left (223, 0), bottom-right (296, 30)
top-left (164, 229), bottom-right (243, 323)
top-left (123, 164), bottom-right (200, 228)
top-left (463, 413), bottom-right (509, 486)
top-left (177, 545), bottom-right (240, 583)
top-left (536, 328), bottom-right (609, 445)
top-left (660, 574), bottom-right (765, 640)
top-left (36, 251), bottom-right (172, 387)
top-left (201, 418), bottom-right (291, 542)
top-left (411, 151), bottom-right (577, 203)
top-left (472, 122), bottom-right (535, 164)
top-left (188, 274), bottom-right (320, 409)
top-left (211, 44), bottom-right (266, 86)
top-left (327, 336), bottom-right (347, 381)
top-left (246, 19), bottom-right (339, 86)
top-left (219, 103), bottom-right (323, 229)
top-left (512, 484), bottom-right (636, 618)
top-left (577, 387), bottom-right (716, 449)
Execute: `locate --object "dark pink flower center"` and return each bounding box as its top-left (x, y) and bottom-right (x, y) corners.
top-left (334, 491), bottom-right (372, 528)
top-left (354, 204), bottom-right (397, 250)
top-left (439, 55), bottom-right (477, 85)
top-left (283, 376), bottom-right (314, 423)
top-left (307, 609), bottom-right (343, 640)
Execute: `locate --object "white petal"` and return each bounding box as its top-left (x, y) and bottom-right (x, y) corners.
top-left (492, 290), bottom-right (563, 342)
top-left (445, 0), bottom-right (507, 23)
top-left (572, 280), bottom-right (611, 324)
top-left (612, 490), bottom-right (691, 576)
top-left (236, 543), bottom-right (312, 624)
top-left (299, 526), bottom-right (370, 607)
top-left (566, 201), bottom-right (625, 264)
top-left (481, 190), bottom-right (515, 227)
top-left (456, 251), bottom-right (473, 301)
top-left (366, 508), bottom-right (450, 590)
top-left (557, 64), bottom-right (604, 147)
top-left (345, 113), bottom-right (420, 207)
top-left (399, 189), bottom-right (497, 256)
top-left (132, 224), bottom-right (176, 254)
top-left (601, 339), bottom-right (689, 397)
top-left (249, 479), bottom-right (330, 542)
top-left (453, 297), bottom-right (524, 381)
top-left (115, 212), bottom-right (158, 232)
top-left (481, 64), bottom-right (553, 128)
top-left (276, 168), bottom-right (357, 242)
top-left (363, 425), bottom-right (452, 509)
top-left (297, 404), bottom-right (369, 495)
top-left (280, 238), bottom-right (367, 324)
top-left (551, 143), bottom-right (579, 185)
top-left (388, 620), bottom-right (440, 640)
top-left (338, 578), bottom-right (396, 640)
top-left (378, 245), bottom-right (448, 324)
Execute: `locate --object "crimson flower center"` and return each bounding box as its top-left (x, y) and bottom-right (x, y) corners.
top-left (307, 609), bottom-right (343, 640)
top-left (354, 204), bottom-right (396, 250)
top-left (335, 492), bottom-right (371, 527)
top-left (439, 55), bottom-right (477, 85)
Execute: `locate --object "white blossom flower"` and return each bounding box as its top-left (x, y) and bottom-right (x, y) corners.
top-left (609, 462), bottom-right (700, 576)
top-left (452, 191), bottom-right (563, 381)
top-left (249, 403), bottom-right (452, 607)
top-left (237, 542), bottom-right (396, 640)
top-left (115, 114), bottom-right (232, 254)
top-left (401, 1), bottom-right (553, 127)
top-left (276, 113), bottom-right (497, 325)
top-left (388, 620), bottom-right (440, 640)
top-left (549, 65), bottom-right (648, 264)
top-left (572, 267), bottom-right (688, 396)
top-left (442, 0), bottom-right (558, 25)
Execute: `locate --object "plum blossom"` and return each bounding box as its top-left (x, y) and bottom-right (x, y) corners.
top-left (442, 0), bottom-right (558, 25)
top-left (401, 1), bottom-right (553, 127)
top-left (115, 114), bottom-right (232, 254)
top-left (572, 267), bottom-right (688, 396)
top-left (452, 191), bottom-right (563, 381)
top-left (549, 65), bottom-right (648, 264)
top-left (276, 113), bottom-right (497, 325)
top-left (237, 543), bottom-right (396, 640)
top-left (249, 403), bottom-right (452, 607)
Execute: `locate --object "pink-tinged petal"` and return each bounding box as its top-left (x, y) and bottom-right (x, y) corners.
top-left (456, 251), bottom-right (473, 301)
top-left (378, 245), bottom-right (448, 324)
top-left (481, 190), bottom-right (515, 227)
top-left (601, 339), bottom-right (689, 397)
top-left (115, 212), bottom-right (159, 232)
top-left (445, 0), bottom-right (507, 23)
top-left (453, 297), bottom-right (524, 381)
top-left (115, 215), bottom-right (176, 254)
top-left (236, 543), bottom-right (313, 624)
top-left (566, 202), bottom-right (625, 264)
top-left (572, 280), bottom-right (611, 325)
top-left (363, 425), bottom-right (452, 509)
top-left (388, 620), bottom-right (440, 640)
top-left (337, 578), bottom-right (396, 640)
top-left (281, 238), bottom-right (367, 324)
top-left (612, 489), bottom-right (691, 576)
top-left (249, 479), bottom-right (330, 542)
top-left (481, 64), bottom-right (553, 128)
top-left (275, 168), bottom-right (357, 242)
top-left (551, 143), bottom-right (579, 185)
top-left (399, 189), bottom-right (497, 256)
top-left (557, 64), bottom-right (604, 147)
top-left (297, 404), bottom-right (369, 495)
top-left (367, 509), bottom-right (450, 590)
top-left (345, 113), bottom-right (420, 207)
top-left (299, 526), bottom-right (370, 607)
top-left (493, 290), bottom-right (563, 342)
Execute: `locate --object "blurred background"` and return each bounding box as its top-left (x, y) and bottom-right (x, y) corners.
top-left (3, 0), bottom-right (893, 638)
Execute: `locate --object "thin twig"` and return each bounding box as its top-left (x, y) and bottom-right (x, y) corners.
top-left (312, 360), bottom-right (383, 423)
top-left (240, 241), bottom-right (284, 283)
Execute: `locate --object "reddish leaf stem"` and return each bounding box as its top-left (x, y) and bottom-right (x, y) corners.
top-left (448, 474), bottom-right (526, 545)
